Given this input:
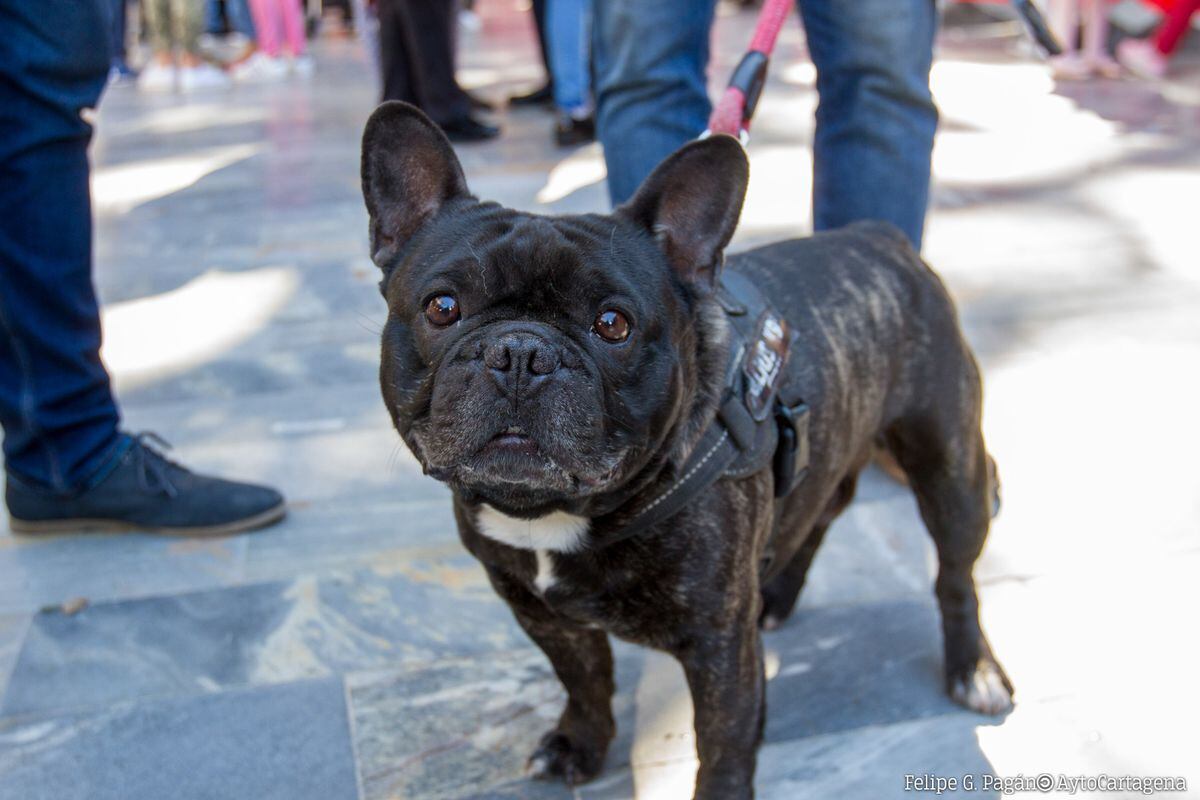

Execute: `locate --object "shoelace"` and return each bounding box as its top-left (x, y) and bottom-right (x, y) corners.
top-left (130, 431), bottom-right (186, 498)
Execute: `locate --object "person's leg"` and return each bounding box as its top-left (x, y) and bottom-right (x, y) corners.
top-left (592, 0), bottom-right (717, 205)
top-left (0, 0), bottom-right (123, 491)
top-left (403, 0), bottom-right (470, 125)
top-left (204, 0), bottom-right (222, 34)
top-left (109, 0), bottom-right (130, 71)
top-left (247, 0), bottom-right (281, 56)
top-left (378, 0), bottom-right (413, 102)
top-left (226, 0), bottom-right (258, 40)
top-left (1082, 0), bottom-right (1120, 76)
top-left (798, 0), bottom-right (938, 250)
top-left (351, 0), bottom-right (379, 73)
top-left (1, 0), bottom-right (284, 534)
top-left (142, 0), bottom-right (176, 59)
top-left (509, 0), bottom-right (555, 103)
top-left (1049, 0), bottom-right (1080, 55)
top-left (532, 0), bottom-right (553, 78)
top-left (172, 0), bottom-right (207, 62)
top-left (278, 0), bottom-right (307, 57)
top-left (547, 0), bottom-right (590, 114)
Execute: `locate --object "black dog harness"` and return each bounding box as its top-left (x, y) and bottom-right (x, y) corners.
top-left (595, 271), bottom-right (810, 548)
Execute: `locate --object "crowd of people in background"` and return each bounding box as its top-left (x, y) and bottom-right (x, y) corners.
top-left (104, 0), bottom-right (1197, 142)
top-left (107, 0), bottom-right (311, 92)
top-left (1046, 0), bottom-right (1199, 78)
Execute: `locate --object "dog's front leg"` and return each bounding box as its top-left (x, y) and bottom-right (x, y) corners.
top-left (677, 622), bottom-right (765, 800)
top-left (486, 568), bottom-right (616, 786)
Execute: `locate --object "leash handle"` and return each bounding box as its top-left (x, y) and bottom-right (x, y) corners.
top-left (706, 0), bottom-right (794, 140)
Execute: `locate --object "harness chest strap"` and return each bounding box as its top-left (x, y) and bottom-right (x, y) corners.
top-left (591, 271), bottom-right (810, 549)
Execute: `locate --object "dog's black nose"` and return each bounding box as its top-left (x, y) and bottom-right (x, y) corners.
top-left (483, 332), bottom-right (560, 379)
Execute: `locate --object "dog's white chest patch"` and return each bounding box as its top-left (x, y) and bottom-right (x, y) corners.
top-left (475, 505), bottom-right (590, 553)
top-left (534, 550), bottom-right (556, 593)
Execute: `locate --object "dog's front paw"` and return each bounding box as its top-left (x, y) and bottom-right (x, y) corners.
top-left (526, 730), bottom-right (606, 786)
top-left (948, 657), bottom-right (1014, 715)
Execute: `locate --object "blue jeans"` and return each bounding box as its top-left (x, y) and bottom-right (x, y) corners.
top-left (205, 0), bottom-right (256, 38)
top-left (110, 0), bottom-right (130, 70)
top-left (0, 0), bottom-right (125, 491)
top-left (547, 0), bottom-right (593, 114)
top-left (593, 0), bottom-right (938, 250)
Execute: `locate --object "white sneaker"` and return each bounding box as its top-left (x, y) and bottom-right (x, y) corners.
top-left (231, 52), bottom-right (289, 82)
top-left (1117, 38), bottom-right (1168, 79)
top-left (178, 63), bottom-right (231, 92)
top-left (138, 62), bottom-right (177, 93)
top-left (289, 55), bottom-right (314, 77)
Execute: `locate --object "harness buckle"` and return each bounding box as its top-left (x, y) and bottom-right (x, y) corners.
top-left (772, 400), bottom-right (810, 498)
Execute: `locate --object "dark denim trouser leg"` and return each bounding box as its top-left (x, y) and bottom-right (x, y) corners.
top-left (593, 0), bottom-right (717, 206)
top-left (593, 0), bottom-right (937, 248)
top-left (798, 0), bottom-right (938, 250)
top-left (226, 0), bottom-right (257, 40)
top-left (110, 0), bottom-right (129, 68)
top-left (0, 0), bottom-right (124, 492)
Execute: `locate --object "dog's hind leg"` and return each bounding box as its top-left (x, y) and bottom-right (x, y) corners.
top-left (759, 521), bottom-right (829, 630)
top-left (759, 474), bottom-right (858, 630)
top-left (886, 414), bottom-right (1014, 716)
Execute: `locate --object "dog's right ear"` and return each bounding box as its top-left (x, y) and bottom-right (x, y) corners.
top-left (361, 101), bottom-right (471, 266)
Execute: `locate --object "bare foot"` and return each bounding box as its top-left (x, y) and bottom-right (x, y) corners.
top-left (1087, 53), bottom-right (1122, 79)
top-left (1050, 52), bottom-right (1091, 81)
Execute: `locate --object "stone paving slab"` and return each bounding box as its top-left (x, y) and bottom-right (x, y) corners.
top-left (1, 561), bottom-right (524, 720)
top-left (349, 650), bottom-right (567, 800)
top-left (0, 616), bottom-right (29, 705)
top-left (241, 493), bottom-right (462, 584)
top-left (0, 531), bottom-right (247, 616)
top-left (345, 597), bottom-right (965, 798)
top-left (0, 679), bottom-right (359, 800)
top-left (0, 487), bottom-right (462, 614)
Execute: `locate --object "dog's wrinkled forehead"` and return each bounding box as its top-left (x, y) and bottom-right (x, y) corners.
top-left (392, 204), bottom-right (664, 319)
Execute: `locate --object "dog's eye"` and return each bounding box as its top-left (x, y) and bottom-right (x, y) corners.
top-left (425, 295), bottom-right (460, 327)
top-left (593, 309), bottom-right (630, 343)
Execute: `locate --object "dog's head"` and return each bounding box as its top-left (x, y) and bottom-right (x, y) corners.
top-left (362, 102), bottom-right (748, 518)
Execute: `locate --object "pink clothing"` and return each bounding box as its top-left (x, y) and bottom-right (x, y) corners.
top-left (1156, 0), bottom-right (1200, 56)
top-left (248, 0), bottom-right (306, 57)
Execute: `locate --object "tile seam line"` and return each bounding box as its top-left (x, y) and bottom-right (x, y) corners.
top-left (342, 676), bottom-right (367, 800)
top-left (0, 674), bottom-right (342, 730)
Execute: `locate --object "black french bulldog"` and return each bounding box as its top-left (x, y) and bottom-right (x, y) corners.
top-left (362, 101), bottom-right (1013, 799)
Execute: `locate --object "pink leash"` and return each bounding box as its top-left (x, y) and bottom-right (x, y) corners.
top-left (707, 0), bottom-right (1063, 142)
top-left (706, 0), bottom-right (795, 141)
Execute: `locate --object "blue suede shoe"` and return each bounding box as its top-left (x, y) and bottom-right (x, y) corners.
top-left (5, 433), bottom-right (285, 536)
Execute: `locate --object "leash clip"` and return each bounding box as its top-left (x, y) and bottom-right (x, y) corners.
top-left (700, 127), bottom-right (751, 146)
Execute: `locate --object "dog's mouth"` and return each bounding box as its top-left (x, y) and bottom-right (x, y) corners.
top-left (482, 425), bottom-right (540, 458)
top-left (416, 419), bottom-right (631, 512)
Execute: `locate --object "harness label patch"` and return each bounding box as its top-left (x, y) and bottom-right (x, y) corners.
top-left (743, 310), bottom-right (791, 421)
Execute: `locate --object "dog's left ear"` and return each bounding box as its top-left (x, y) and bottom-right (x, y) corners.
top-left (361, 101), bottom-right (472, 266)
top-left (617, 135), bottom-right (749, 291)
